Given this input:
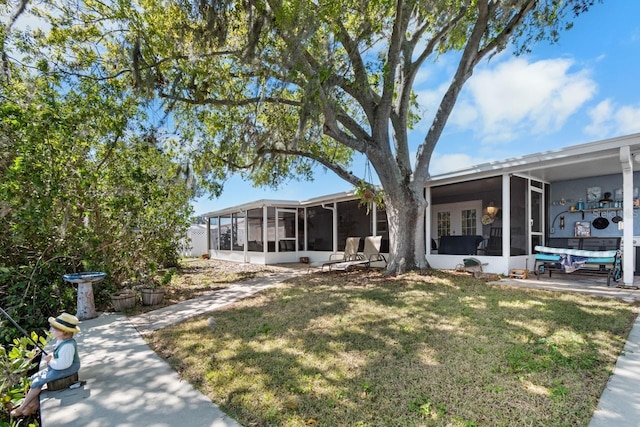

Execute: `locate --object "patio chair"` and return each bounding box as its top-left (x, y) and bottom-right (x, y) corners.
top-left (329, 235), bottom-right (387, 272)
top-left (484, 227), bottom-right (502, 256)
top-left (320, 237), bottom-right (361, 271)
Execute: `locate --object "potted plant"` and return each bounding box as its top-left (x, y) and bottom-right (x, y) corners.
top-left (354, 180), bottom-right (385, 214)
top-left (110, 289), bottom-right (136, 311)
top-left (140, 286), bottom-right (164, 306)
top-left (139, 269), bottom-right (174, 306)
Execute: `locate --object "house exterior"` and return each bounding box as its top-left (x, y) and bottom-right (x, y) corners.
top-left (202, 133), bottom-right (640, 287)
top-left (202, 194), bottom-right (389, 266)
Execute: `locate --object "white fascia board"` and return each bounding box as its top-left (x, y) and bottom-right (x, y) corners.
top-left (202, 190), bottom-right (360, 218)
top-left (202, 199), bottom-right (300, 217)
top-left (299, 190), bottom-right (357, 206)
top-left (205, 133), bottom-right (640, 215)
top-left (430, 133), bottom-right (640, 185)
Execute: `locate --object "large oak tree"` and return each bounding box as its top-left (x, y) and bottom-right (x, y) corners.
top-left (13, 0), bottom-right (600, 273)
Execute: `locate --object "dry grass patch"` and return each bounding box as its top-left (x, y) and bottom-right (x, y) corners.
top-left (147, 270), bottom-right (637, 427)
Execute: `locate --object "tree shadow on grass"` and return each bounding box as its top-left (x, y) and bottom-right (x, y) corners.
top-left (149, 270), bottom-right (637, 426)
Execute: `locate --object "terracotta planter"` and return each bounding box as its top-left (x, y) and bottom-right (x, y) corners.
top-left (111, 291), bottom-right (136, 311)
top-left (141, 288), bottom-right (165, 306)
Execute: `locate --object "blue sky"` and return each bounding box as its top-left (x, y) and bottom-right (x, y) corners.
top-left (193, 1), bottom-right (640, 216)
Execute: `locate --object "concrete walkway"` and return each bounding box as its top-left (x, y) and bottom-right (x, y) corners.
top-left (39, 270), bottom-right (640, 426)
top-left (40, 270), bottom-right (301, 427)
top-left (590, 312), bottom-right (640, 427)
top-left (495, 276), bottom-right (640, 302)
top-left (128, 272), bottom-right (300, 335)
top-left (40, 313), bottom-right (242, 427)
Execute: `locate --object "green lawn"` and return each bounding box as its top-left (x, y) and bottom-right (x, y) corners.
top-left (146, 270), bottom-right (637, 427)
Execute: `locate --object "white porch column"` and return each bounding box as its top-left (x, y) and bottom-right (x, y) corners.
top-left (303, 208), bottom-right (308, 251)
top-left (502, 174), bottom-right (510, 262)
top-left (262, 206), bottom-right (268, 255)
top-left (206, 217), bottom-right (211, 253)
top-left (242, 209), bottom-right (248, 263)
top-left (372, 204), bottom-right (377, 236)
top-left (332, 202), bottom-right (338, 252)
top-left (275, 207), bottom-right (280, 252)
top-left (425, 187), bottom-right (432, 255)
top-left (321, 203), bottom-right (337, 252)
top-left (620, 146), bottom-right (634, 286)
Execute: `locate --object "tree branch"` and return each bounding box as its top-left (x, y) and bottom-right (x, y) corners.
top-left (476, 0), bottom-right (537, 64)
top-left (158, 91), bottom-right (301, 107)
top-left (379, 0), bottom-right (405, 118)
top-left (1, 0), bottom-right (30, 77)
top-left (5, 0), bottom-right (30, 33)
top-left (261, 147), bottom-right (363, 187)
top-left (333, 20), bottom-right (378, 120)
top-left (414, 0), bottom-right (501, 179)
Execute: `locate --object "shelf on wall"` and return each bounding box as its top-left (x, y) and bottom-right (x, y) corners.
top-left (566, 207), bottom-right (636, 213)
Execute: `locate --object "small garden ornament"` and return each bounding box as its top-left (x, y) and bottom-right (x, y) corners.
top-left (11, 313), bottom-right (81, 418)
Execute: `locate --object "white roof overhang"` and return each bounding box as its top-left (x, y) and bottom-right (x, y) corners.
top-left (429, 133), bottom-right (640, 187)
top-left (203, 133), bottom-right (640, 216)
top-left (202, 199), bottom-right (299, 217)
top-left (202, 191), bottom-right (358, 218)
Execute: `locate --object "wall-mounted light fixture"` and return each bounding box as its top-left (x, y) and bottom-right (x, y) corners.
top-left (550, 210), bottom-right (569, 234)
top-left (486, 201), bottom-right (499, 219)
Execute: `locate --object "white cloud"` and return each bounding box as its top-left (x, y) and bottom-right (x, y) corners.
top-left (616, 105), bottom-right (640, 134)
top-left (448, 99), bottom-right (478, 129)
top-left (414, 81), bottom-right (450, 131)
top-left (585, 100), bottom-right (640, 137)
top-left (585, 99), bottom-right (614, 136)
top-left (450, 57), bottom-right (597, 142)
top-left (429, 152), bottom-right (490, 175)
top-left (414, 67), bottom-right (433, 87)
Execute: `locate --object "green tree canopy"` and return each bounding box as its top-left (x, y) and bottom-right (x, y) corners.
top-left (0, 58), bottom-right (194, 338)
top-left (3, 0), bottom-right (601, 274)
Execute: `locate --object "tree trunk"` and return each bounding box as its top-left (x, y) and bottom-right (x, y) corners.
top-left (384, 185), bottom-right (428, 275)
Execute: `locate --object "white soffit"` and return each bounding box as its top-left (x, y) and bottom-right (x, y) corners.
top-left (430, 133), bottom-right (640, 185)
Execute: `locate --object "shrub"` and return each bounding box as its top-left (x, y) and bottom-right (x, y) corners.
top-left (0, 332), bottom-right (47, 425)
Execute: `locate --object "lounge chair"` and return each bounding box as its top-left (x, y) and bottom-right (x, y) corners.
top-left (330, 235), bottom-right (387, 272)
top-left (320, 237), bottom-right (361, 271)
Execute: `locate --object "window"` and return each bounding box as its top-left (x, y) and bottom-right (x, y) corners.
top-left (209, 217), bottom-right (219, 250)
top-left (436, 211), bottom-right (451, 238)
top-left (232, 213), bottom-right (245, 251)
top-left (431, 177), bottom-right (502, 255)
top-left (219, 216), bottom-right (231, 250)
top-left (376, 206), bottom-right (389, 253)
top-left (266, 207), bottom-right (276, 252)
top-left (431, 201), bottom-right (482, 238)
top-left (246, 208), bottom-right (263, 252)
top-left (510, 176), bottom-right (530, 256)
top-left (337, 200), bottom-right (371, 250)
top-left (306, 205), bottom-right (333, 251)
top-left (461, 209), bottom-right (477, 235)
top-left (277, 209), bottom-right (297, 252)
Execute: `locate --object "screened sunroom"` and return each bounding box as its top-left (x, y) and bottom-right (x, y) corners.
top-left (204, 192), bottom-right (389, 265)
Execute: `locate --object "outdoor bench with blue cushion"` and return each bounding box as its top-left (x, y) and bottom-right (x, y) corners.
top-left (534, 237), bottom-right (621, 286)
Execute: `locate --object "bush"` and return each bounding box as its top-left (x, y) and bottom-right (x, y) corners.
top-left (0, 74), bottom-right (194, 344)
top-left (0, 332), bottom-right (47, 426)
